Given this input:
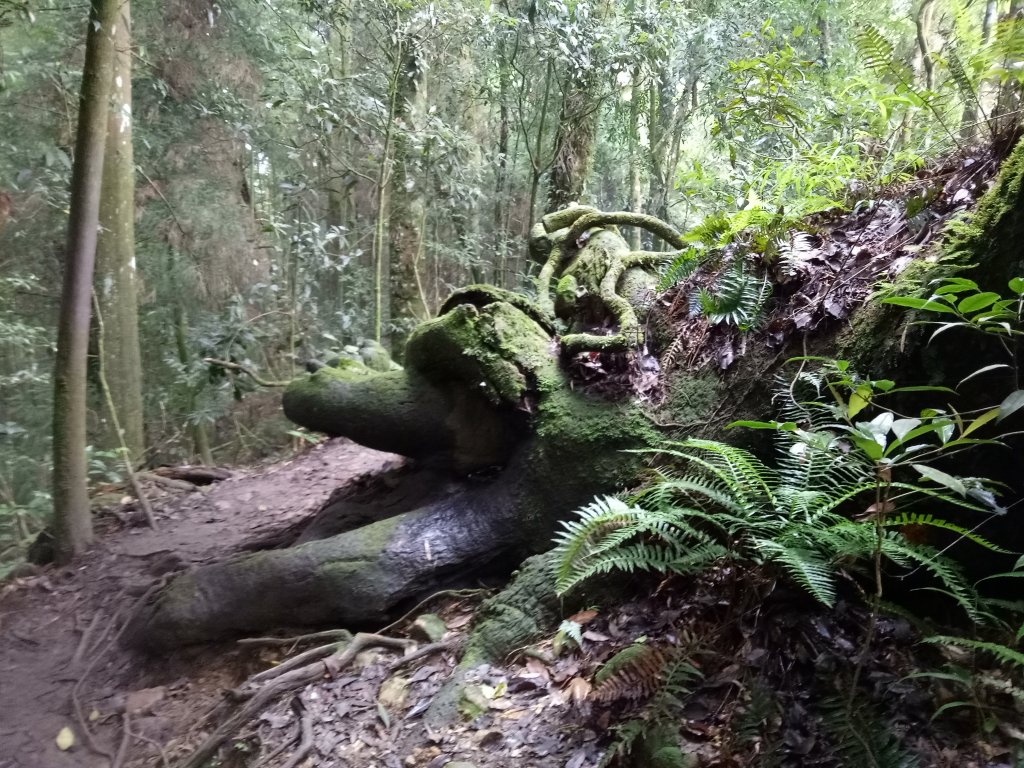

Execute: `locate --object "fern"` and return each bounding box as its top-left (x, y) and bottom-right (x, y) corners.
top-left (753, 538), bottom-right (838, 606)
top-left (555, 429), bottom-right (983, 618)
top-left (777, 231), bottom-right (817, 277)
top-left (656, 246), bottom-right (703, 293)
top-left (821, 695), bottom-right (921, 768)
top-left (882, 512), bottom-right (1011, 553)
top-left (694, 262), bottom-right (771, 330)
top-left (926, 635), bottom-right (1024, 668)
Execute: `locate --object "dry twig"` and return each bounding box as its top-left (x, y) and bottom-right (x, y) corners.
top-left (177, 633), bottom-right (415, 768)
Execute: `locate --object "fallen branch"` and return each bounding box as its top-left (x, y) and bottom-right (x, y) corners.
top-left (92, 293), bottom-right (157, 530)
top-left (244, 634), bottom-right (352, 690)
top-left (202, 358), bottom-right (289, 388)
top-left (111, 713), bottom-right (131, 768)
top-left (138, 472), bottom-right (197, 493)
top-left (71, 580), bottom-right (167, 764)
top-left (237, 629), bottom-right (351, 649)
top-left (375, 588), bottom-right (487, 636)
top-left (151, 466), bottom-right (232, 484)
top-left (176, 633), bottom-right (415, 768)
top-left (123, 719), bottom-right (171, 768)
top-left (387, 637), bottom-right (461, 673)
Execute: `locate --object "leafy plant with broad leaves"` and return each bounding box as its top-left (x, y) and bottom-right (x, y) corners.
top-left (883, 276), bottom-right (1024, 422)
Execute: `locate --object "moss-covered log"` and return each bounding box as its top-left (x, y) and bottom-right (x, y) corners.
top-left (129, 277), bottom-right (659, 649)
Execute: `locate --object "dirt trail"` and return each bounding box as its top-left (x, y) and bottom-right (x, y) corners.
top-left (0, 439), bottom-right (397, 768)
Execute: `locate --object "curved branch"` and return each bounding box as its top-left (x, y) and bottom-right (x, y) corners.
top-left (566, 211), bottom-right (686, 251)
top-left (203, 358), bottom-right (289, 388)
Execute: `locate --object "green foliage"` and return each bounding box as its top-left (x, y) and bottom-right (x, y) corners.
top-left (656, 247), bottom-right (703, 293)
top-left (695, 262), bottom-right (772, 330)
top-left (884, 276), bottom-right (1024, 421)
top-left (821, 695), bottom-right (921, 768)
top-left (554, 360), bottom-right (1005, 619)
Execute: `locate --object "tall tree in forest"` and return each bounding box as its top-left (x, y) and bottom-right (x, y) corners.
top-left (52, 0), bottom-right (120, 562)
top-left (546, 1), bottom-right (611, 212)
top-left (95, 0), bottom-right (144, 464)
top-left (547, 77), bottom-right (600, 212)
top-left (387, 36), bottom-right (429, 357)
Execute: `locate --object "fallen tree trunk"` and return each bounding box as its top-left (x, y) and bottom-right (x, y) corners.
top-left (127, 275), bottom-right (662, 649)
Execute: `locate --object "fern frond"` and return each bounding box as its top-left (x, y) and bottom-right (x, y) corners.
top-left (754, 537), bottom-right (837, 606)
top-left (656, 247), bottom-right (703, 293)
top-left (777, 231), bottom-right (817, 276)
top-left (696, 263), bottom-right (772, 330)
top-left (821, 695), bottom-right (920, 768)
top-left (659, 335), bottom-right (685, 374)
top-left (883, 512), bottom-right (1012, 553)
top-left (925, 635), bottom-right (1024, 668)
top-left (945, 47), bottom-right (980, 112)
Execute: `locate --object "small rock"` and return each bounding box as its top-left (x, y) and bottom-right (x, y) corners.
top-left (444, 763), bottom-right (477, 768)
top-left (411, 613), bottom-right (447, 643)
top-left (378, 675), bottom-right (410, 711)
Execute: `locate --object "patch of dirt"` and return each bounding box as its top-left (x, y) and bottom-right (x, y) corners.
top-left (0, 438), bottom-right (398, 768)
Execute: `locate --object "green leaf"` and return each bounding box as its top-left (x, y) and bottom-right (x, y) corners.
top-left (882, 296), bottom-right (957, 314)
top-left (962, 407), bottom-right (1001, 437)
top-left (929, 322), bottom-right (968, 343)
top-left (998, 390), bottom-right (1024, 422)
top-left (957, 292), bottom-right (1001, 313)
top-left (890, 418), bottom-right (922, 441)
top-left (727, 420), bottom-right (798, 431)
top-left (935, 278), bottom-right (978, 295)
top-left (912, 464), bottom-right (967, 497)
top-left (848, 384), bottom-right (872, 419)
top-left (959, 364), bottom-right (1012, 387)
top-left (1010, 277), bottom-right (1024, 294)
top-left (849, 433), bottom-right (883, 461)
top-left (887, 385), bottom-right (958, 395)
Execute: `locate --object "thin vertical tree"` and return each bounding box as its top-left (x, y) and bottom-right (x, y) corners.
top-left (52, 0), bottom-right (120, 563)
top-left (95, 0), bottom-right (145, 464)
top-left (388, 37), bottom-right (429, 357)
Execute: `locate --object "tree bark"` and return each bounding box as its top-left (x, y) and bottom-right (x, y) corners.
top-left (388, 36), bottom-right (429, 358)
top-left (547, 73), bottom-right (600, 212)
top-left (52, 0), bottom-right (120, 563)
top-left (95, 0), bottom-right (145, 465)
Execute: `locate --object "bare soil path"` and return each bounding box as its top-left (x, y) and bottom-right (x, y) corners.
top-left (0, 439), bottom-right (398, 768)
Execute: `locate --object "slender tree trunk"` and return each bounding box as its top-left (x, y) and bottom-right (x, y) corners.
top-left (527, 60), bottom-right (554, 228)
top-left (95, 0), bottom-right (144, 465)
top-left (627, 71), bottom-right (643, 251)
top-left (494, 37), bottom-right (512, 287)
top-left (388, 38), bottom-right (429, 357)
top-left (52, 0), bottom-right (120, 563)
top-left (371, 33), bottom-right (406, 346)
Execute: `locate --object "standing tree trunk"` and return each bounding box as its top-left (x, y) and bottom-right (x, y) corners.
top-left (95, 0), bottom-right (145, 465)
top-left (547, 73), bottom-right (600, 212)
top-left (52, 0), bottom-right (120, 563)
top-left (493, 34), bottom-right (512, 286)
top-left (387, 37), bottom-right (429, 357)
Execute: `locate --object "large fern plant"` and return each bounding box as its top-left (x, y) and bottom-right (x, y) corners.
top-left (554, 404), bottom-right (1001, 613)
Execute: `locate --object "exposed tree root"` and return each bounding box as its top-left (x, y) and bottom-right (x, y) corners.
top-left (177, 633), bottom-right (416, 768)
top-left (273, 698), bottom-right (313, 768)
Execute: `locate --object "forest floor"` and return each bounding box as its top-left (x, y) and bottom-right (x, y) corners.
top-left (2, 146), bottom-right (1021, 768)
top-left (0, 438), bottom-right (399, 768)
top-left (0, 436), bottom-right (1016, 768)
